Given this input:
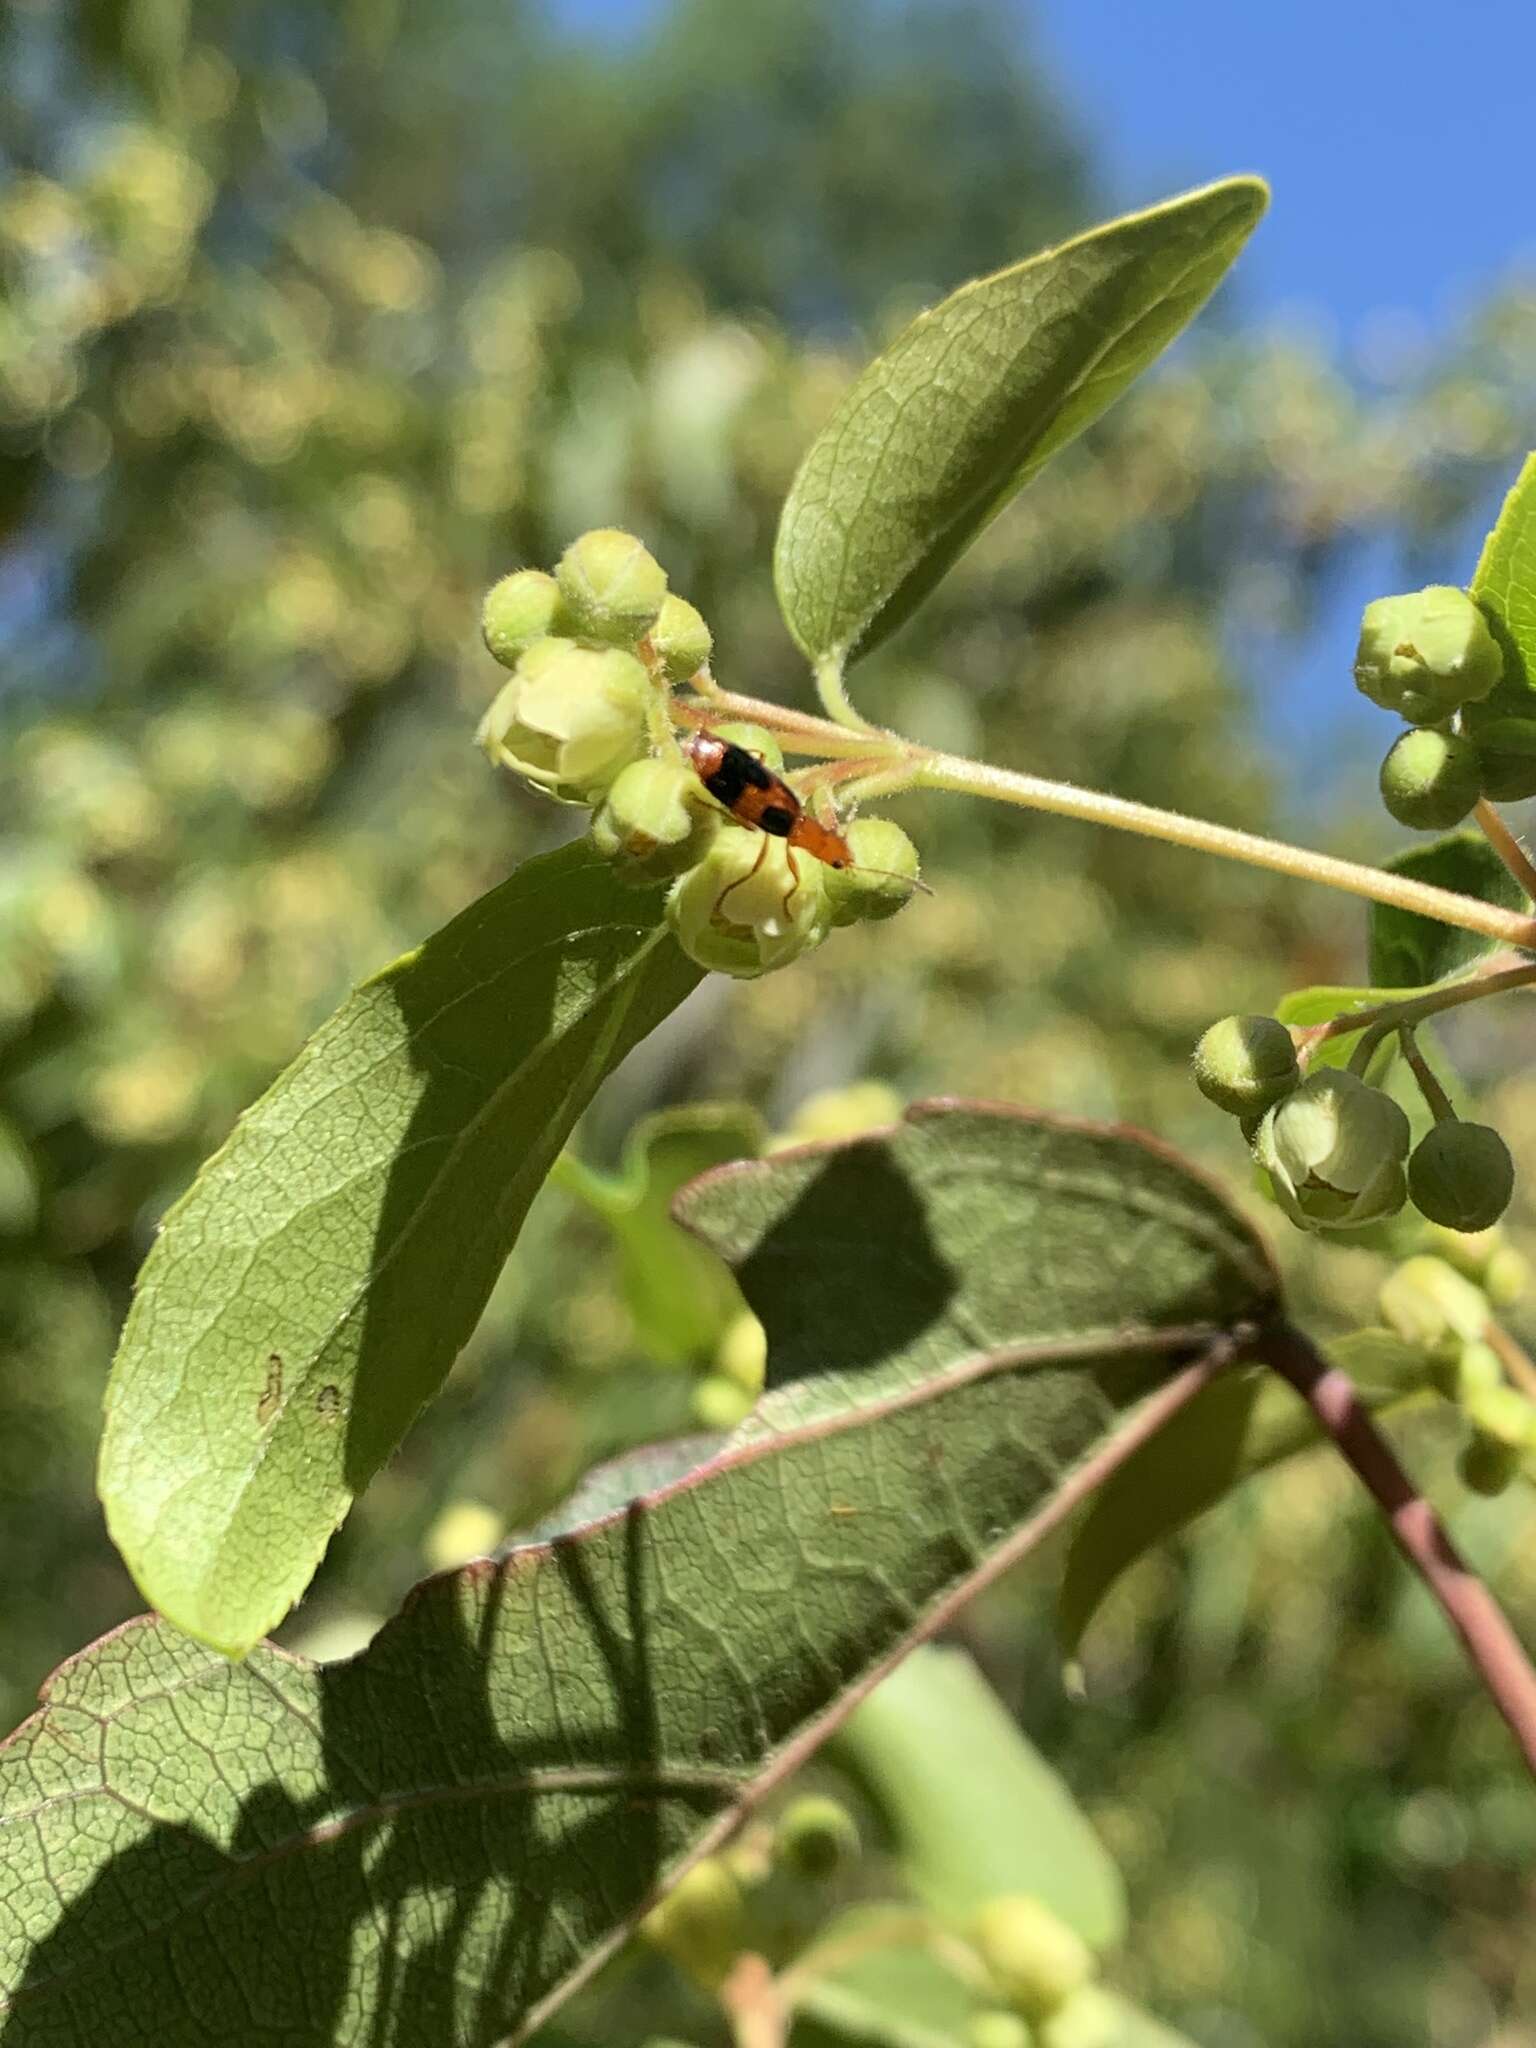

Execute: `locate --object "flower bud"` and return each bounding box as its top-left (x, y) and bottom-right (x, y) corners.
top-left (667, 828), bottom-right (829, 978)
top-left (1484, 1245), bottom-right (1530, 1308)
top-left (825, 818), bottom-right (921, 926)
top-left (1459, 1432), bottom-right (1522, 1497)
top-left (555, 528), bottom-right (668, 647)
top-left (1034, 1987), bottom-right (1124, 2048)
top-left (1353, 586), bottom-right (1502, 724)
top-left (1256, 1068), bottom-right (1410, 1232)
top-left (692, 1373), bottom-right (755, 1430)
top-left (640, 1857), bottom-right (745, 1990)
top-left (1377, 728), bottom-right (1482, 830)
top-left (714, 1310), bottom-right (767, 1394)
top-left (972, 1897), bottom-right (1095, 2022)
top-left (1461, 1379), bottom-right (1536, 1450)
top-left (968, 2015), bottom-right (1032, 2048)
top-left (476, 637), bottom-right (651, 803)
top-left (481, 569), bottom-right (565, 668)
top-left (1378, 1255), bottom-right (1488, 1369)
top-left (772, 1796), bottom-right (860, 1881)
top-left (590, 757), bottom-right (719, 885)
top-left (1192, 1014), bottom-right (1299, 1118)
top-left (1407, 1121), bottom-right (1515, 1234)
top-left (650, 593), bottom-right (714, 683)
top-left (1453, 1339), bottom-right (1503, 1404)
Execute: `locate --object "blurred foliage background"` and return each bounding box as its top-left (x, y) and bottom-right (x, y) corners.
top-left (2, 2), bottom-right (1536, 2043)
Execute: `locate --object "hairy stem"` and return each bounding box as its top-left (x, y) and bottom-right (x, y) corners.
top-left (1476, 797), bottom-right (1536, 902)
top-left (917, 753), bottom-right (1536, 950)
top-left (1398, 1026), bottom-right (1455, 1123)
top-left (814, 653), bottom-right (884, 736)
top-left (1258, 1324), bottom-right (1536, 1778)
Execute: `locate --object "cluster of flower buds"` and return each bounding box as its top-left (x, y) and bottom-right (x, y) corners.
top-left (1354, 584), bottom-right (1536, 825)
top-left (1192, 1015), bottom-right (1516, 1234)
top-left (1380, 1254), bottom-right (1536, 1496)
top-left (477, 530), bottom-right (920, 977)
top-left (640, 1795), bottom-right (862, 1987)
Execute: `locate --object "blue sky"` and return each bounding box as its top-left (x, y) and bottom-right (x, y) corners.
top-left (549, 0), bottom-right (1536, 801)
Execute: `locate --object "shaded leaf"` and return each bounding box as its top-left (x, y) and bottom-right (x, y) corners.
top-left (834, 1644), bottom-right (1124, 1944)
top-left (774, 178), bottom-right (1266, 671)
top-left (3, 1105), bottom-right (1279, 2048)
top-left (1367, 833), bottom-right (1528, 990)
top-left (1058, 1331), bottom-right (1426, 1660)
top-left (555, 1103), bottom-right (765, 1364)
top-left (98, 845), bottom-right (700, 1656)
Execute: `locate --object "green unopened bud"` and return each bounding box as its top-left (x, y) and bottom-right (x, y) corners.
top-left (1034, 1988), bottom-right (1124, 2048)
top-left (773, 1796), bottom-right (860, 1881)
top-left (1484, 1245), bottom-right (1530, 1308)
top-left (1453, 1339), bottom-right (1503, 1404)
top-left (555, 528), bottom-right (668, 647)
top-left (1257, 1068), bottom-right (1410, 1232)
top-left (1354, 586), bottom-right (1502, 724)
top-left (972, 1897), bottom-right (1095, 2022)
top-left (1378, 728), bottom-right (1482, 830)
top-left (590, 757), bottom-right (719, 884)
top-left (651, 593), bottom-right (714, 683)
top-left (714, 1310), bottom-right (766, 1394)
top-left (1459, 1432), bottom-right (1522, 1497)
top-left (1408, 1121), bottom-right (1515, 1233)
top-left (476, 638), bottom-right (651, 803)
top-left (1378, 1255), bottom-right (1489, 1371)
top-left (641, 1857), bottom-right (745, 1990)
top-left (968, 2015), bottom-right (1032, 2048)
top-left (1192, 1014), bottom-right (1299, 1117)
top-left (481, 569), bottom-right (565, 667)
top-left (667, 827), bottom-right (829, 978)
top-left (1462, 1379), bottom-right (1536, 1450)
top-left (825, 818), bottom-right (921, 926)
top-left (1468, 718), bottom-right (1536, 803)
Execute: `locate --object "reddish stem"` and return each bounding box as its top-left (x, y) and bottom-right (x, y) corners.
top-left (1258, 1324), bottom-right (1536, 1778)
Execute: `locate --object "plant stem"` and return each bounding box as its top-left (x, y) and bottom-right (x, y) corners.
top-left (814, 653), bottom-right (884, 736)
top-left (1259, 1323), bottom-right (1536, 1779)
top-left (1484, 1319), bottom-right (1536, 1404)
top-left (1295, 957), bottom-right (1536, 1070)
top-left (917, 752), bottom-right (1536, 950)
top-left (676, 688), bottom-right (901, 759)
top-left (1398, 1026), bottom-right (1455, 1123)
top-left (1476, 798), bottom-right (1536, 902)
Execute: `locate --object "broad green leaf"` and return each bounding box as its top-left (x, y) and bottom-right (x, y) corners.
top-left (834, 1644), bottom-right (1124, 1944)
top-left (773, 178), bottom-right (1266, 670)
top-left (2, 1106), bottom-right (1279, 2048)
top-left (1469, 451), bottom-right (1536, 706)
top-left (1367, 833), bottom-right (1528, 990)
top-left (1057, 1330), bottom-right (1427, 1660)
top-left (98, 845), bottom-right (700, 1656)
top-left (555, 1102), bottom-right (765, 1364)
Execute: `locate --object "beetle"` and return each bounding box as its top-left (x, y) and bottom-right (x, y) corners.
top-left (683, 729), bottom-right (853, 868)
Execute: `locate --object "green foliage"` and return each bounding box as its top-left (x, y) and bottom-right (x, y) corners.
top-left (773, 178), bottom-right (1267, 671)
top-left (1367, 833), bottom-right (1529, 987)
top-left (98, 848), bottom-right (700, 1654)
top-left (0, 1108), bottom-right (1275, 2047)
top-left (835, 1645), bottom-right (1125, 1944)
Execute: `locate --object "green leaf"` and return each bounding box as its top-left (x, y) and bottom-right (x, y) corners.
top-left (4, 1105), bottom-right (1278, 2048)
top-left (97, 845), bottom-right (700, 1656)
top-left (834, 1644), bottom-right (1124, 1944)
top-left (1469, 451), bottom-right (1536, 708)
top-left (1057, 1330), bottom-right (1426, 1661)
top-left (791, 1916), bottom-right (978, 2048)
top-left (1367, 832), bottom-right (1528, 990)
top-left (555, 1103), bottom-right (765, 1364)
top-left (773, 178), bottom-right (1266, 671)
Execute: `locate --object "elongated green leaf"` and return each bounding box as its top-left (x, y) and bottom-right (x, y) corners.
top-left (98, 845), bottom-right (700, 1656)
top-left (834, 1645), bottom-right (1124, 1943)
top-left (1470, 451), bottom-right (1536, 705)
top-left (556, 1103), bottom-right (765, 1364)
top-left (1367, 833), bottom-right (1528, 990)
top-left (3, 1106), bottom-right (1278, 2048)
top-left (1057, 1330), bottom-right (1427, 1660)
top-left (773, 178), bottom-right (1266, 670)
